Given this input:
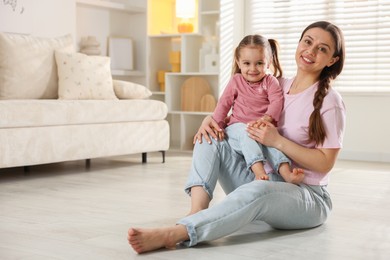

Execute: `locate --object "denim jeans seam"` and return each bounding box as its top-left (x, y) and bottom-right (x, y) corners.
top-left (176, 220), bottom-right (197, 247)
top-left (246, 156), bottom-right (266, 171)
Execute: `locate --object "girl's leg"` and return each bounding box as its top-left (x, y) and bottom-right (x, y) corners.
top-left (263, 146), bottom-right (304, 184)
top-left (225, 123), bottom-right (268, 180)
top-left (250, 162), bottom-right (269, 180)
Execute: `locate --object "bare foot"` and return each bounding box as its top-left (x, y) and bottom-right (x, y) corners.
top-left (252, 162), bottom-right (269, 181)
top-left (128, 225), bottom-right (188, 254)
top-left (255, 173), bottom-right (269, 181)
top-left (287, 168), bottom-right (304, 184)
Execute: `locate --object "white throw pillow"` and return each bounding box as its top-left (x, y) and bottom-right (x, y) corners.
top-left (55, 51), bottom-right (117, 100)
top-left (0, 33), bottom-right (74, 99)
top-left (113, 80), bottom-right (152, 99)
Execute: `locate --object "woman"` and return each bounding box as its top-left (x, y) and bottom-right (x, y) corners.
top-left (128, 21), bottom-right (346, 254)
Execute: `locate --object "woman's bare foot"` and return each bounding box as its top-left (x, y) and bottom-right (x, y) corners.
top-left (127, 225), bottom-right (188, 254)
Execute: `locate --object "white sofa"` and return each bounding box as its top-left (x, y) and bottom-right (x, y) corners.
top-left (0, 33), bottom-right (169, 169)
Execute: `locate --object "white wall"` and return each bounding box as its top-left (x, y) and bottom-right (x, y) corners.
top-left (0, 0), bottom-right (76, 37)
top-left (338, 92), bottom-right (390, 162)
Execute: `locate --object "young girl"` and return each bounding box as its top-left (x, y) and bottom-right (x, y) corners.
top-left (212, 34), bottom-right (303, 183)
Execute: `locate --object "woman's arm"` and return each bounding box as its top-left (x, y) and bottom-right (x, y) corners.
top-left (247, 121), bottom-right (339, 173)
top-left (193, 115), bottom-right (224, 144)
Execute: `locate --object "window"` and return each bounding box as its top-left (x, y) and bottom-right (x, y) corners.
top-left (245, 0), bottom-right (390, 90)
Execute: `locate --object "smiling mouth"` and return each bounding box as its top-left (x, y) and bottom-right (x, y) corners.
top-left (302, 56), bottom-right (314, 64)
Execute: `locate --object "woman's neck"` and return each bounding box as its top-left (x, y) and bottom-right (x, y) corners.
top-left (290, 73), bottom-right (319, 94)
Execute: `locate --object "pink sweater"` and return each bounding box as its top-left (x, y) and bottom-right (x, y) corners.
top-left (213, 73), bottom-right (283, 128)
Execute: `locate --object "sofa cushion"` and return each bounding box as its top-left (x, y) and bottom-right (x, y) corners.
top-left (113, 80), bottom-right (152, 99)
top-left (55, 51), bottom-right (117, 100)
top-left (0, 33), bottom-right (74, 99)
top-left (0, 99), bottom-right (168, 128)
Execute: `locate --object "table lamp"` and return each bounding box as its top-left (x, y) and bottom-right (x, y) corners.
top-left (176, 0), bottom-right (195, 33)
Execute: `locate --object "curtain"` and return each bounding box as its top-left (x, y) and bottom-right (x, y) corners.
top-left (245, 0), bottom-right (390, 90)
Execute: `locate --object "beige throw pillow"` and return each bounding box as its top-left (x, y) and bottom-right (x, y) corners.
top-left (0, 33), bottom-right (74, 99)
top-left (113, 80), bottom-right (152, 99)
top-left (55, 51), bottom-right (117, 100)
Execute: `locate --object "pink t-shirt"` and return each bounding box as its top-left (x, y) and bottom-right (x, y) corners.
top-left (266, 77), bottom-right (346, 185)
top-left (212, 74), bottom-right (284, 128)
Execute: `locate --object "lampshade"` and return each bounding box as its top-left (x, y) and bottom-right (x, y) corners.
top-left (176, 0), bottom-right (195, 18)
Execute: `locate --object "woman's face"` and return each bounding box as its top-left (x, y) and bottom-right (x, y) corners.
top-left (236, 46), bottom-right (269, 83)
top-left (295, 27), bottom-right (339, 75)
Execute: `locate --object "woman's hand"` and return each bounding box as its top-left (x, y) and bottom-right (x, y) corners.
top-left (193, 115), bottom-right (224, 144)
top-left (248, 119), bottom-right (340, 174)
top-left (247, 120), bottom-right (281, 148)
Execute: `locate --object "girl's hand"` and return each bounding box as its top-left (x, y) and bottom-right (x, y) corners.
top-left (193, 115), bottom-right (224, 144)
top-left (247, 120), bottom-right (280, 147)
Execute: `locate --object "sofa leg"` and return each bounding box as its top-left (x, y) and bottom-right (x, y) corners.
top-left (142, 153), bottom-right (147, 163)
top-left (142, 152), bottom-right (165, 163)
top-left (86, 159), bottom-right (91, 169)
top-left (24, 166), bottom-right (30, 175)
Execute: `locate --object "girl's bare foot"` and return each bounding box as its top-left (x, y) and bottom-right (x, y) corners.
top-left (252, 162), bottom-right (269, 181)
top-left (279, 163), bottom-right (304, 184)
top-left (255, 173), bottom-right (269, 180)
top-left (287, 168), bottom-right (304, 184)
top-left (127, 225), bottom-right (188, 254)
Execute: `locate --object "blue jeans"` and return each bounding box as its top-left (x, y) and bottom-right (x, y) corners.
top-left (178, 138), bottom-right (332, 247)
top-left (225, 122), bottom-right (291, 173)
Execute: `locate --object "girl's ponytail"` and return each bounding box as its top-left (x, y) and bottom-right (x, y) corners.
top-left (268, 39), bottom-right (283, 78)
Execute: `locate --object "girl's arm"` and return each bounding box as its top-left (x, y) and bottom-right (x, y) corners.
top-left (247, 121), bottom-right (339, 173)
top-left (264, 76), bottom-right (284, 123)
top-left (212, 76), bottom-right (237, 128)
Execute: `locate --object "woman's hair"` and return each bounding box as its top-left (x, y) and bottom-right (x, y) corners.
top-left (301, 21), bottom-right (345, 145)
top-left (231, 34), bottom-right (283, 78)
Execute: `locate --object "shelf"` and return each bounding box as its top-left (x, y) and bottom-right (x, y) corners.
top-left (165, 73), bottom-right (219, 112)
top-left (76, 0), bottom-right (145, 13)
top-left (148, 33), bottom-right (202, 38)
top-left (111, 70), bottom-right (144, 77)
top-left (147, 0), bottom-right (220, 151)
top-left (201, 11), bottom-right (220, 15)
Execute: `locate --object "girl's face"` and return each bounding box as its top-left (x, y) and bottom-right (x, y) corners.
top-left (295, 27), bottom-right (339, 76)
top-left (236, 46), bottom-right (269, 83)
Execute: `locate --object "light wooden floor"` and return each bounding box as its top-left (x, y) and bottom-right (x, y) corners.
top-left (0, 152), bottom-right (389, 260)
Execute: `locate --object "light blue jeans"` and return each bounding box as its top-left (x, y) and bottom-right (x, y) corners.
top-left (178, 137), bottom-right (332, 247)
top-left (225, 122), bottom-right (291, 173)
